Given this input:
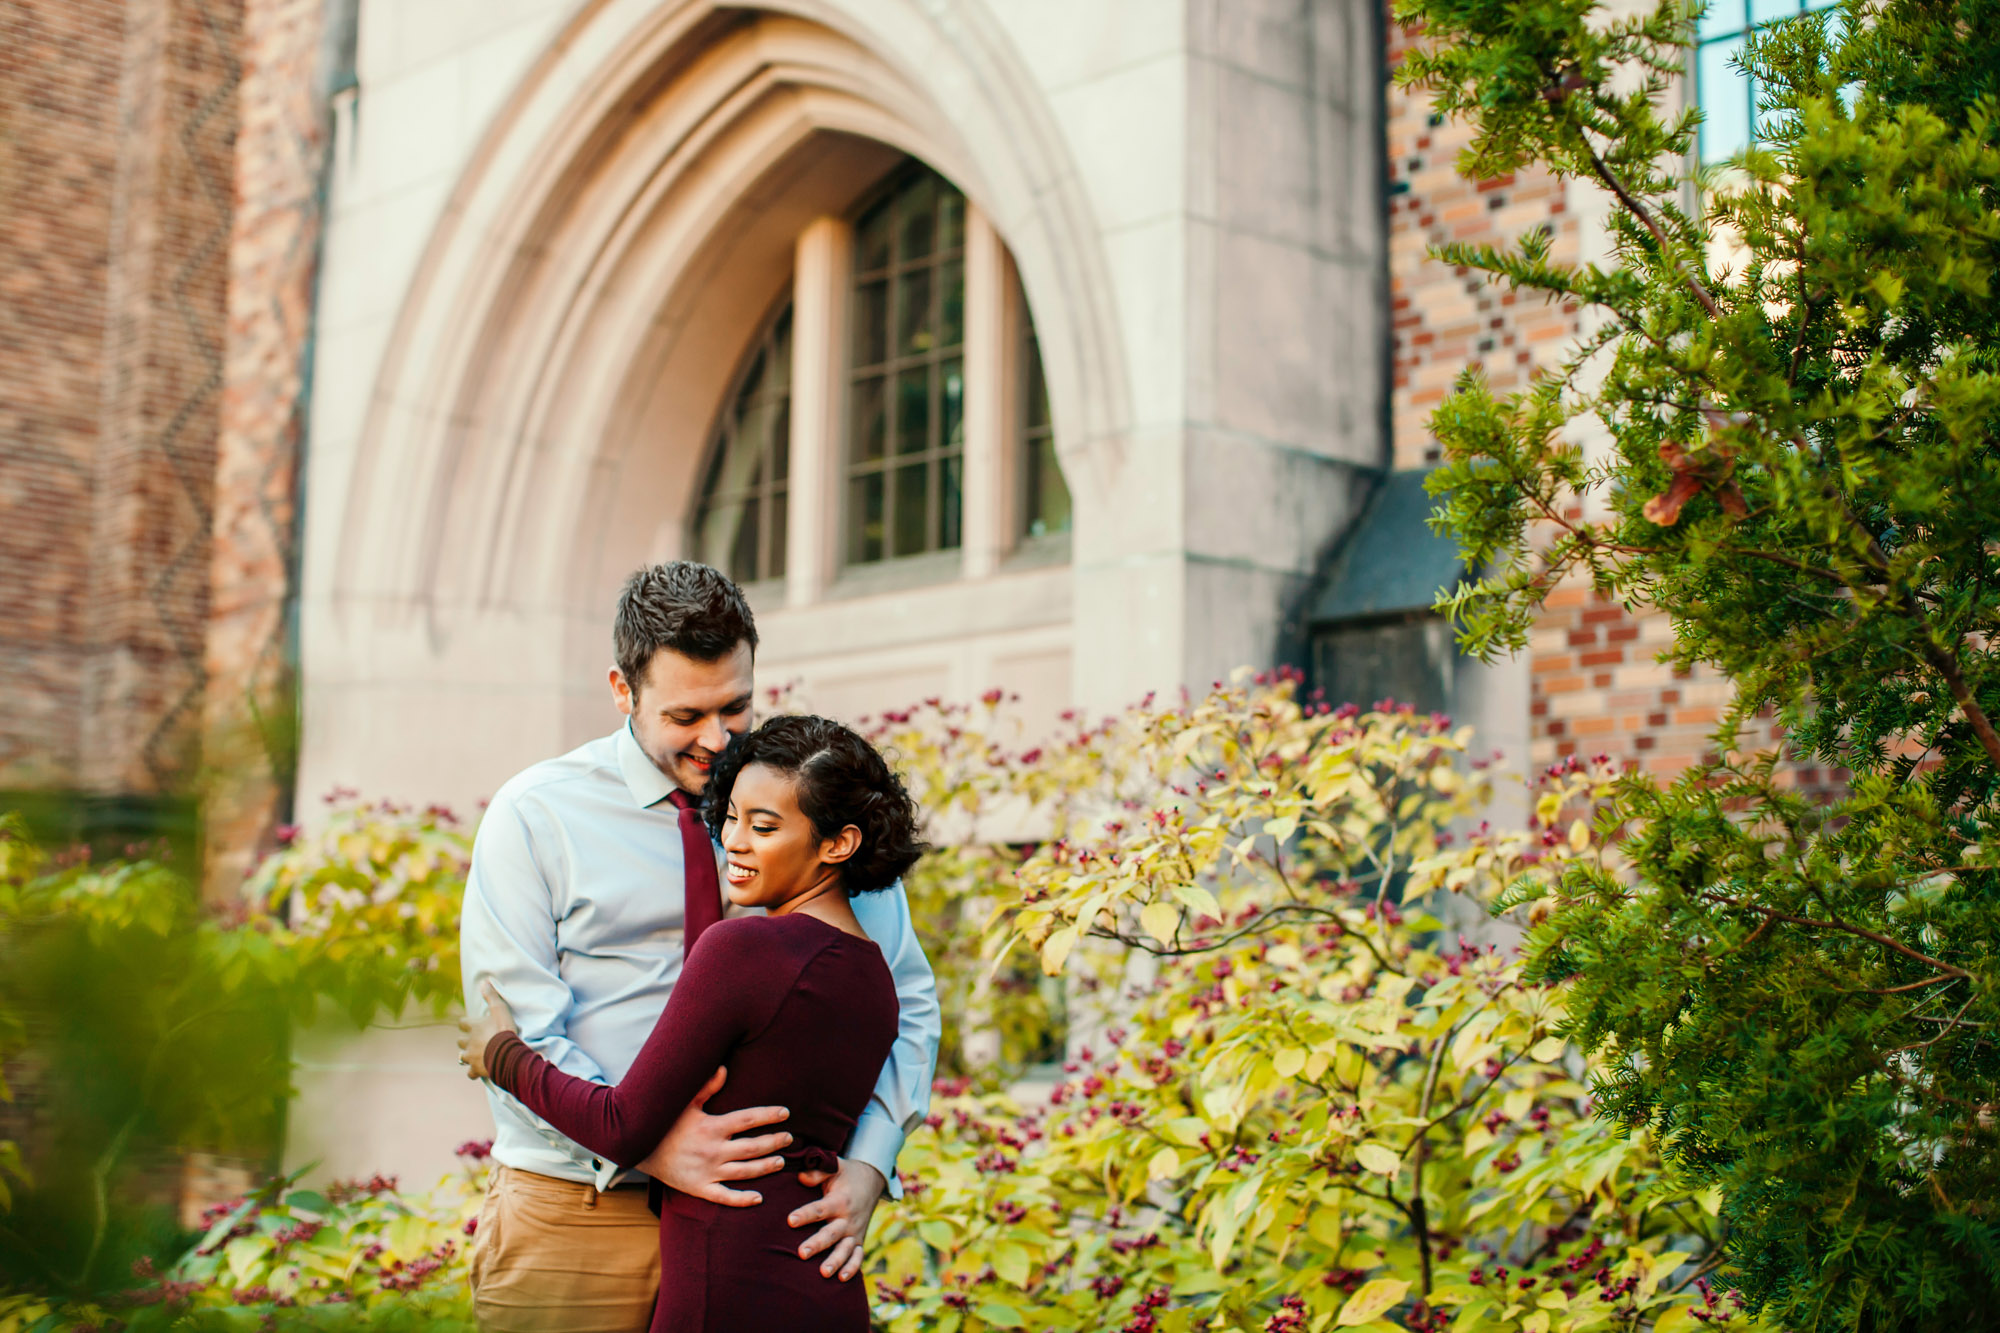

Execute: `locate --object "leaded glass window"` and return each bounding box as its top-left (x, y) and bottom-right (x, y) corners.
top-left (1695, 0), bottom-right (1838, 162)
top-left (1017, 280), bottom-right (1069, 539)
top-left (692, 301), bottom-right (792, 584)
top-left (846, 167), bottom-right (966, 565)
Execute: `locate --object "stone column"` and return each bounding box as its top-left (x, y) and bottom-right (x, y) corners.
top-left (786, 217), bottom-right (851, 607)
top-left (960, 204), bottom-right (1015, 580)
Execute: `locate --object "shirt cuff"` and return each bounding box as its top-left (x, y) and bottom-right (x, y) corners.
top-left (845, 1115), bottom-right (908, 1200)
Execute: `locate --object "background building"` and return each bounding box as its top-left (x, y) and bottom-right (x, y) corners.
top-left (4, 0), bottom-right (1804, 1188)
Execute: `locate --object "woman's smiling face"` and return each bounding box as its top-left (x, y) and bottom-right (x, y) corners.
top-left (718, 761), bottom-right (858, 911)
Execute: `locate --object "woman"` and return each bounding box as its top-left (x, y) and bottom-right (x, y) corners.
top-left (458, 714), bottom-right (922, 1333)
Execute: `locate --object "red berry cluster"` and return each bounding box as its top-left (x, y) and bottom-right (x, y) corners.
top-left (1119, 1285), bottom-right (1171, 1331)
top-left (376, 1240), bottom-right (457, 1293)
top-left (1263, 1294), bottom-right (1308, 1332)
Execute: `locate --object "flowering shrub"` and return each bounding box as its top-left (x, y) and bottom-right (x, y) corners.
top-left (855, 692), bottom-right (1111, 1083)
top-left (243, 796), bottom-right (473, 1023)
top-left (865, 677), bottom-right (1764, 1333)
top-left (4, 678), bottom-right (1776, 1331)
top-left (0, 805), bottom-right (475, 1313)
top-left (0, 1148), bottom-right (486, 1331)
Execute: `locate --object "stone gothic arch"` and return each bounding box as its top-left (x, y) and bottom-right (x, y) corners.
top-left (306, 0), bottom-right (1128, 794)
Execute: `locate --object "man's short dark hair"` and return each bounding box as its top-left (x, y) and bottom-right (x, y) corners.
top-left (613, 562), bottom-right (758, 689)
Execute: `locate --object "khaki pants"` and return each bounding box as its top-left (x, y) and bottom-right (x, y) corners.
top-left (469, 1164), bottom-right (660, 1333)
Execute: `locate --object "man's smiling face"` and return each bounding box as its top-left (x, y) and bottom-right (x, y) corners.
top-left (611, 639), bottom-right (755, 796)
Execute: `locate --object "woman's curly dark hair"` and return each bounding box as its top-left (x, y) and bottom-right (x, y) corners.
top-left (701, 714), bottom-right (926, 895)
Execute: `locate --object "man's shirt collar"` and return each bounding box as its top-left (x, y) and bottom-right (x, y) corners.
top-left (614, 721), bottom-right (679, 808)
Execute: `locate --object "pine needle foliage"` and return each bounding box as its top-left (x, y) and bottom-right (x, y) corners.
top-left (1398, 0), bottom-right (2000, 1325)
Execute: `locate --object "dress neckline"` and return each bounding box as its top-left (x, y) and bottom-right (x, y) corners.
top-left (769, 909), bottom-right (880, 950)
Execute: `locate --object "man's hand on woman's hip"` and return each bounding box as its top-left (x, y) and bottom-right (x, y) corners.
top-left (788, 1158), bottom-right (886, 1283)
top-left (635, 1065), bottom-right (790, 1205)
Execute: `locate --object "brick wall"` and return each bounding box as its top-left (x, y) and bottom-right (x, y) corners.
top-left (1385, 18), bottom-right (1580, 473)
top-left (203, 0), bottom-right (326, 897)
top-left (82, 0), bottom-right (245, 794)
top-left (0, 0), bottom-right (126, 789)
top-left (0, 0), bottom-right (243, 804)
top-left (1385, 12), bottom-right (1740, 779)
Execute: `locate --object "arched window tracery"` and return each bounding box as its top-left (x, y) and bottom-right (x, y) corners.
top-left (691, 300), bottom-right (793, 585)
top-left (846, 166), bottom-right (967, 565)
top-left (685, 155), bottom-right (1070, 594)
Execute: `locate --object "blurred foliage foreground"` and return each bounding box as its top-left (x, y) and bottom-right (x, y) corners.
top-left (0, 677), bottom-right (1759, 1333)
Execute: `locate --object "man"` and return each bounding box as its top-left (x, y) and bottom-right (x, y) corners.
top-left (460, 562), bottom-right (940, 1332)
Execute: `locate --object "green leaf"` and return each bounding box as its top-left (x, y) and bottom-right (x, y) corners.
top-left (975, 1302), bottom-right (1025, 1327)
top-left (917, 1219), bottom-right (956, 1251)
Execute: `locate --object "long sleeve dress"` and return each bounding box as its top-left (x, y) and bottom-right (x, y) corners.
top-left (484, 911), bottom-right (900, 1333)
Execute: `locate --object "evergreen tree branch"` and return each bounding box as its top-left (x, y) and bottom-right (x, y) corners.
top-left (1717, 896), bottom-right (1970, 980)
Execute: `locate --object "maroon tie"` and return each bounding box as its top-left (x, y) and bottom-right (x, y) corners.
top-left (667, 789), bottom-right (724, 952)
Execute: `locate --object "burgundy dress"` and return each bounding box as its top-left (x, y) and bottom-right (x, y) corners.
top-left (485, 912), bottom-right (899, 1333)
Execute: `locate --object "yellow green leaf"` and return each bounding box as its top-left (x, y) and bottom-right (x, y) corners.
top-left (1308, 1207), bottom-right (1344, 1248)
top-left (1355, 1142), bottom-right (1401, 1175)
top-left (1273, 1047), bottom-right (1308, 1078)
top-left (225, 1234), bottom-right (272, 1283)
top-left (1567, 819), bottom-right (1590, 852)
top-left (1040, 926), bottom-right (1078, 975)
top-left (975, 1302), bottom-right (1026, 1328)
top-left (1652, 1306), bottom-right (1701, 1333)
top-left (917, 1219), bottom-right (956, 1250)
top-left (1530, 1035), bottom-right (1567, 1063)
top-left (1148, 1146), bottom-right (1182, 1181)
top-left (1171, 883), bottom-right (1222, 919)
top-left (1336, 1278), bottom-right (1410, 1326)
top-left (1139, 901), bottom-right (1180, 946)
top-left (992, 1242), bottom-right (1031, 1287)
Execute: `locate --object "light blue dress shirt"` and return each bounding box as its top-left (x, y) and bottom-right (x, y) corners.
top-left (460, 722), bottom-right (941, 1193)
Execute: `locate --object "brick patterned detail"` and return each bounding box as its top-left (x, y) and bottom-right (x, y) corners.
top-left (0, 0), bottom-right (127, 789)
top-left (1385, 12), bottom-right (1752, 782)
top-left (78, 0), bottom-right (244, 795)
top-left (1385, 15), bottom-right (1581, 472)
top-left (203, 0), bottom-right (325, 898)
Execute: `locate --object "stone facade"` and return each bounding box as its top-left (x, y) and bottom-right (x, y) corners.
top-left (1, 0), bottom-right (1781, 1190)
